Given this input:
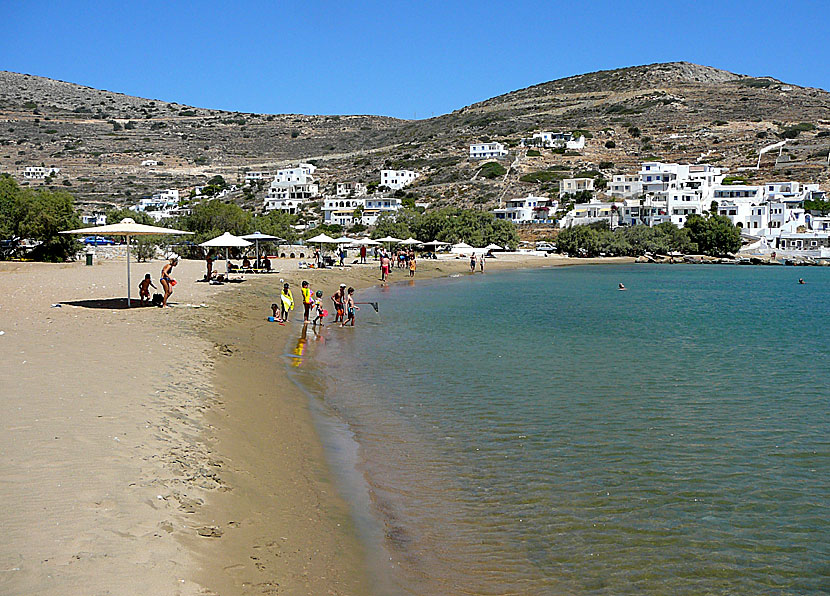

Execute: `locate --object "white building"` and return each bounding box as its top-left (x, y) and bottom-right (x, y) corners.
top-left (23, 166), bottom-right (61, 180)
top-left (559, 200), bottom-right (617, 228)
top-left (560, 178), bottom-right (595, 198)
top-left (381, 169), bottom-right (418, 190)
top-left (493, 195), bottom-right (557, 224)
top-left (620, 197), bottom-right (670, 227)
top-left (609, 174), bottom-right (642, 199)
top-left (130, 189), bottom-right (185, 221)
top-left (81, 213), bottom-right (107, 226)
top-left (715, 182), bottom-right (809, 240)
top-left (470, 142), bottom-right (508, 159)
top-left (336, 182), bottom-right (367, 197)
top-left (637, 162), bottom-right (724, 227)
top-left (141, 160), bottom-right (158, 167)
top-left (521, 132), bottom-right (585, 150)
top-left (322, 196), bottom-right (403, 226)
top-left (775, 232), bottom-right (830, 253)
top-left (245, 171), bottom-right (270, 184)
top-left (566, 136), bottom-right (586, 151)
top-left (264, 163), bottom-right (319, 212)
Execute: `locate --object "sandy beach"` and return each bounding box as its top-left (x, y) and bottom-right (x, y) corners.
top-left (0, 252), bottom-right (632, 595)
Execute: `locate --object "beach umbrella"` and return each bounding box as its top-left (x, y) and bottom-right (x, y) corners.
top-left (452, 242), bottom-right (474, 251)
top-left (484, 243), bottom-right (503, 251)
top-left (399, 237), bottom-right (422, 246)
top-left (421, 240), bottom-right (450, 252)
top-left (306, 233), bottom-right (338, 244)
top-left (375, 236), bottom-right (402, 244)
top-left (351, 238), bottom-right (380, 246)
top-left (333, 236), bottom-right (354, 244)
top-left (241, 231), bottom-right (283, 267)
top-left (60, 217), bottom-right (193, 307)
top-left (305, 233), bottom-right (340, 265)
top-left (199, 232), bottom-right (252, 274)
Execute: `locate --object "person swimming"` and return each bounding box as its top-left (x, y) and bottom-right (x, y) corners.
top-left (618, 283), bottom-right (626, 290)
top-left (798, 278), bottom-right (806, 284)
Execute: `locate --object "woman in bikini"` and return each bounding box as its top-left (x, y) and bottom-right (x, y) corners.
top-left (160, 257), bottom-right (178, 307)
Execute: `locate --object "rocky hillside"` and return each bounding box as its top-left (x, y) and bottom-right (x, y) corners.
top-left (1, 62), bottom-right (828, 213)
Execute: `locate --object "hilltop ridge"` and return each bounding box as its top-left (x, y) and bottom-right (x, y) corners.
top-left (0, 62), bottom-right (828, 210)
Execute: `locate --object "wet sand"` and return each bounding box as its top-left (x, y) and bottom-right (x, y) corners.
top-left (0, 253), bottom-right (632, 595)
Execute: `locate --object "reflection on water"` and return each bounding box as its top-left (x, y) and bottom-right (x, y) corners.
top-left (289, 324), bottom-right (309, 367)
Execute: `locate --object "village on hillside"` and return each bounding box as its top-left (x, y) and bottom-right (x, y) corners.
top-left (2, 64), bottom-right (830, 262)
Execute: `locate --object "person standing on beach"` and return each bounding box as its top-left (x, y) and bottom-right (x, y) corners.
top-left (205, 252), bottom-right (213, 280)
top-left (409, 255), bottom-right (416, 277)
top-left (381, 253), bottom-right (391, 281)
top-left (160, 257), bottom-right (177, 307)
top-left (470, 254), bottom-right (476, 273)
top-left (479, 254), bottom-right (485, 272)
top-left (360, 244), bottom-right (367, 264)
top-left (301, 280), bottom-right (313, 323)
top-left (280, 282), bottom-right (294, 322)
top-left (342, 287), bottom-right (358, 327)
top-left (331, 284), bottom-right (346, 323)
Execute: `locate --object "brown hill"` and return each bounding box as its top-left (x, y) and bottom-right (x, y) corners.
top-left (1, 62), bottom-right (828, 212)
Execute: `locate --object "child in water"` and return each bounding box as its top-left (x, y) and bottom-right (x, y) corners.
top-left (312, 290), bottom-right (326, 326)
top-left (280, 283), bottom-right (294, 322)
top-left (270, 303), bottom-right (284, 324)
top-left (138, 273), bottom-right (156, 305)
top-left (341, 287), bottom-right (358, 327)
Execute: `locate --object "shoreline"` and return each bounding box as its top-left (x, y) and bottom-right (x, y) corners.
top-left (0, 253), bottom-right (633, 595)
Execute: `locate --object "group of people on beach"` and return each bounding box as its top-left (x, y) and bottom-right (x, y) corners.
top-left (379, 249), bottom-right (416, 281)
top-left (271, 280), bottom-right (357, 327)
top-left (469, 254), bottom-right (485, 273)
top-left (139, 257), bottom-right (178, 307)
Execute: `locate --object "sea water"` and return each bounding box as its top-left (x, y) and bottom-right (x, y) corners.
top-left (287, 265), bottom-right (830, 595)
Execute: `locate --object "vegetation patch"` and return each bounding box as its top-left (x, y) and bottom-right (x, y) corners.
top-left (479, 161), bottom-right (507, 179)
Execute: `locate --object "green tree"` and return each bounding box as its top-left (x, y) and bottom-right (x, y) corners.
top-left (683, 214), bottom-right (741, 256)
top-left (180, 199), bottom-right (252, 243)
top-left (17, 189), bottom-right (81, 262)
top-left (252, 211), bottom-right (299, 243)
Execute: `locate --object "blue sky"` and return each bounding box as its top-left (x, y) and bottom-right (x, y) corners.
top-left (3, 0), bottom-right (828, 119)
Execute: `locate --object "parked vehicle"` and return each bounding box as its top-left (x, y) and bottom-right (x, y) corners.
top-left (81, 236), bottom-right (116, 246)
top-left (535, 241), bottom-right (556, 252)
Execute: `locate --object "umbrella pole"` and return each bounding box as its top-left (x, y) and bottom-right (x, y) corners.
top-left (126, 234), bottom-right (131, 308)
top-left (226, 247), bottom-right (230, 275)
top-left (255, 240), bottom-right (259, 270)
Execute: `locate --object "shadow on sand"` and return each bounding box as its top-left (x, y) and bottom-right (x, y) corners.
top-left (61, 298), bottom-right (160, 310)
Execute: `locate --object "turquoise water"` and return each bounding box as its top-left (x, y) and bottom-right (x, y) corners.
top-left (290, 265), bottom-right (830, 595)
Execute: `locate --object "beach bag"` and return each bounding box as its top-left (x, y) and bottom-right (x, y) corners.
top-left (151, 293), bottom-right (163, 307)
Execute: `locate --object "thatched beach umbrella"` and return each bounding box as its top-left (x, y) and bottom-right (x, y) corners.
top-left (60, 217), bottom-right (193, 307)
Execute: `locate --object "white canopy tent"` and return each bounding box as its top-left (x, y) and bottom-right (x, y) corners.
top-left (421, 240), bottom-right (450, 251)
top-left (350, 238), bottom-right (380, 246)
top-left (60, 217), bottom-right (193, 307)
top-left (199, 232), bottom-right (252, 274)
top-left (306, 233), bottom-right (338, 244)
top-left (306, 233), bottom-right (340, 267)
top-left (240, 232), bottom-right (283, 267)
